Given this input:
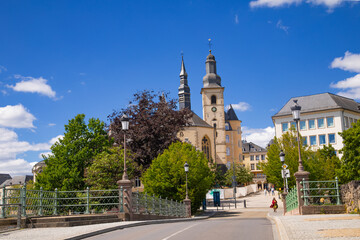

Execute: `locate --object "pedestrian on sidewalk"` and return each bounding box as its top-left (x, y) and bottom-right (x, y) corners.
top-left (270, 198), bottom-right (278, 212)
top-left (264, 189), bottom-right (267, 196)
top-left (271, 187), bottom-right (275, 196)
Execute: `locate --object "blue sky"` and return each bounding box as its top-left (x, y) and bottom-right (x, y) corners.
top-left (1, 0), bottom-right (360, 175)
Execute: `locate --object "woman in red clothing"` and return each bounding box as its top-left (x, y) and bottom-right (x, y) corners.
top-left (270, 198), bottom-right (278, 212)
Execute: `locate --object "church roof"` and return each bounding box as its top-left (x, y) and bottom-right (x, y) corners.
top-left (0, 175), bottom-right (33, 187)
top-left (273, 93), bottom-right (360, 118)
top-left (225, 105), bottom-right (239, 121)
top-left (187, 112), bottom-right (212, 128)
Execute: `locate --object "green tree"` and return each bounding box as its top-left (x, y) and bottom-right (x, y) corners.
top-left (85, 147), bottom-right (139, 189)
top-left (213, 164), bottom-right (226, 188)
top-left (337, 120), bottom-right (360, 183)
top-left (224, 164), bottom-right (253, 187)
top-left (142, 142), bottom-right (214, 214)
top-left (36, 114), bottom-right (112, 191)
top-left (108, 90), bottom-right (192, 169)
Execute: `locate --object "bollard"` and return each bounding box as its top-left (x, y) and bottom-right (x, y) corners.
top-left (243, 199), bottom-right (247, 208)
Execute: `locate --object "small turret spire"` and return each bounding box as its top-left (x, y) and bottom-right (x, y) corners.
top-left (178, 54), bottom-right (191, 110)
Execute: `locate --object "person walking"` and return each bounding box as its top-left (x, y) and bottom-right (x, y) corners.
top-left (271, 187), bottom-right (275, 196)
top-left (270, 198), bottom-right (278, 212)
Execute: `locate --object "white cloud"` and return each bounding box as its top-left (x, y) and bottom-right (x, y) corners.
top-left (0, 159), bottom-right (37, 176)
top-left (227, 102), bottom-right (251, 112)
top-left (330, 51), bottom-right (360, 99)
top-left (235, 14), bottom-right (239, 24)
top-left (49, 135), bottom-right (63, 145)
top-left (0, 104), bottom-right (36, 128)
top-left (276, 20), bottom-right (289, 33)
top-left (250, 0), bottom-right (302, 8)
top-left (330, 51), bottom-right (360, 72)
top-left (39, 152), bottom-right (52, 159)
top-left (0, 65), bottom-right (7, 73)
top-left (250, 0), bottom-right (354, 9)
top-left (7, 76), bottom-right (57, 99)
top-left (48, 123), bottom-right (56, 127)
top-left (242, 126), bottom-right (275, 148)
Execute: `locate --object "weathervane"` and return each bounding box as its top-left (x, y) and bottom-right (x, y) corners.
top-left (208, 38), bottom-right (212, 53)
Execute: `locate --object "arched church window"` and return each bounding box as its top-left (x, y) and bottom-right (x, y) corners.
top-left (201, 136), bottom-right (211, 161)
top-left (211, 95), bottom-right (216, 104)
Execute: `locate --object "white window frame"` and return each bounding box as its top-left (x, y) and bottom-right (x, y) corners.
top-left (282, 122), bottom-right (289, 132)
top-left (328, 133), bottom-right (336, 144)
top-left (326, 116), bottom-right (334, 128)
top-left (226, 147), bottom-right (230, 156)
top-left (300, 120), bottom-right (307, 131)
top-left (226, 135), bottom-right (230, 143)
top-left (308, 119), bottom-right (316, 130)
top-left (317, 118), bottom-right (325, 129)
top-left (319, 134), bottom-right (326, 145)
top-left (310, 135), bottom-right (317, 146)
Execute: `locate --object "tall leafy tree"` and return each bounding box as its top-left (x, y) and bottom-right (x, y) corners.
top-left (337, 120), bottom-right (360, 183)
top-left (85, 147), bottom-right (138, 189)
top-left (108, 90), bottom-right (192, 169)
top-left (142, 142), bottom-right (214, 214)
top-left (224, 164), bottom-right (253, 187)
top-left (36, 114), bottom-right (112, 191)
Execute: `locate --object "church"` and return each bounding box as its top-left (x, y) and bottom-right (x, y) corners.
top-left (177, 50), bottom-right (243, 168)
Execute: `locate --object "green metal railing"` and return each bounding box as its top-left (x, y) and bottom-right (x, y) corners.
top-left (1, 185), bottom-right (120, 218)
top-left (132, 191), bottom-right (186, 217)
top-left (285, 186), bottom-right (298, 212)
top-left (301, 177), bottom-right (341, 206)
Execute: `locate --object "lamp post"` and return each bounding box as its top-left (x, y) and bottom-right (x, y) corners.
top-left (232, 160), bottom-right (237, 208)
top-left (280, 150), bottom-right (287, 193)
top-left (121, 114), bottom-right (129, 180)
top-left (184, 161), bottom-right (189, 200)
top-left (290, 100), bottom-right (304, 172)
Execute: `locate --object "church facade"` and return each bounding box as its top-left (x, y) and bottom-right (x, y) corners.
top-left (177, 51), bottom-right (243, 167)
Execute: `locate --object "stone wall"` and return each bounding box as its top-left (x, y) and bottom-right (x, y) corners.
top-left (341, 180), bottom-right (360, 214)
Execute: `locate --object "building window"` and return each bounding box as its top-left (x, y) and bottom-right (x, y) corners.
top-left (328, 134), bottom-right (336, 144)
top-left (282, 122), bottom-right (288, 132)
top-left (302, 136), bottom-right (308, 146)
top-left (225, 123), bottom-right (230, 130)
top-left (319, 134), bottom-right (326, 145)
top-left (256, 164), bottom-right (260, 170)
top-left (251, 164), bottom-right (255, 170)
top-left (226, 147), bottom-right (230, 156)
top-left (290, 121), bottom-right (296, 130)
top-left (211, 95), bottom-right (216, 104)
top-left (318, 118), bottom-right (325, 128)
top-left (226, 135), bottom-right (230, 143)
top-left (261, 155), bottom-right (265, 160)
top-left (201, 136), bottom-right (211, 161)
top-left (135, 177), bottom-right (141, 187)
top-left (250, 155), bottom-right (254, 161)
top-left (310, 136), bottom-right (317, 146)
top-left (237, 127), bottom-right (241, 134)
top-left (344, 116), bottom-right (349, 128)
top-left (256, 155), bottom-right (260, 160)
top-left (243, 155), bottom-right (245, 160)
top-left (309, 119), bottom-right (315, 130)
top-left (327, 117), bottom-right (334, 127)
top-left (300, 120), bottom-right (306, 131)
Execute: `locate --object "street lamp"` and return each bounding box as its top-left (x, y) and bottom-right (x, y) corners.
top-left (121, 114), bottom-right (129, 180)
top-left (279, 150), bottom-right (287, 193)
top-left (184, 161), bottom-right (189, 200)
top-left (290, 100), bottom-right (304, 172)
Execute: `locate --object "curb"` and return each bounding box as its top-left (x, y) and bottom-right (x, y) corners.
top-left (267, 213), bottom-right (289, 240)
top-left (65, 213), bottom-right (215, 240)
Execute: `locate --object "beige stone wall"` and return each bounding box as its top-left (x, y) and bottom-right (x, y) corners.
top-left (225, 120), bottom-right (242, 165)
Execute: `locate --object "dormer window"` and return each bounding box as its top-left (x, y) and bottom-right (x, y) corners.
top-left (211, 95), bottom-right (216, 104)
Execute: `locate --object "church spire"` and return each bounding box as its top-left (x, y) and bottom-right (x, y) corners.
top-left (203, 40), bottom-right (221, 88)
top-left (178, 55), bottom-right (191, 110)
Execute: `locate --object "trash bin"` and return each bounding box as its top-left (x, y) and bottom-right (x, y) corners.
top-left (213, 191), bottom-right (220, 207)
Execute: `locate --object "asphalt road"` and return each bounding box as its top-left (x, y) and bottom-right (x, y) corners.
top-left (86, 210), bottom-right (274, 240)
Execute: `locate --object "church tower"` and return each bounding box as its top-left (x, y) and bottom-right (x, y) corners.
top-left (178, 56), bottom-right (191, 110)
top-left (201, 50), bottom-right (226, 164)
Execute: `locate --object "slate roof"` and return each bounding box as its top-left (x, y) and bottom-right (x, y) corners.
top-left (273, 93), bottom-right (360, 118)
top-left (0, 175), bottom-right (33, 187)
top-left (225, 105), bottom-right (239, 121)
top-left (242, 140), bottom-right (267, 153)
top-left (187, 112), bottom-right (212, 128)
top-left (0, 174), bottom-right (11, 185)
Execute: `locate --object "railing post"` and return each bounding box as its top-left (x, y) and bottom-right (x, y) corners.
top-left (165, 197), bottom-right (168, 216)
top-left (17, 203), bottom-right (21, 229)
top-left (136, 190), bottom-right (139, 214)
top-left (117, 178), bottom-right (133, 221)
top-left (120, 187), bottom-right (124, 212)
top-left (1, 186), bottom-right (6, 218)
top-left (39, 187), bottom-right (43, 216)
top-left (144, 193), bottom-right (148, 214)
top-left (294, 170), bottom-right (310, 215)
top-left (335, 177), bottom-right (341, 205)
top-left (21, 184), bottom-right (26, 217)
top-left (54, 188), bottom-right (58, 215)
top-left (152, 194), bottom-right (155, 215)
top-left (85, 187), bottom-right (90, 214)
top-left (302, 178), bottom-right (308, 206)
top-left (159, 196), bottom-right (162, 215)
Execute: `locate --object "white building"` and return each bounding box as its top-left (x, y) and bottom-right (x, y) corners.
top-left (272, 93), bottom-right (360, 155)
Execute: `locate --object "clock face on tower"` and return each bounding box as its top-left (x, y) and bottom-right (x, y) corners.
top-left (211, 107), bottom-right (217, 112)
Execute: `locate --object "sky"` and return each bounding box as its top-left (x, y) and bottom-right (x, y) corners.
top-left (1, 0), bottom-right (360, 176)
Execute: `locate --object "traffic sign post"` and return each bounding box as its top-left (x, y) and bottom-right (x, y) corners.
top-left (281, 165), bottom-right (290, 192)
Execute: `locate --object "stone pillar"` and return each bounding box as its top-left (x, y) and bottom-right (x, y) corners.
top-left (294, 170), bottom-right (310, 215)
top-left (281, 192), bottom-right (288, 215)
top-left (117, 179), bottom-right (133, 220)
top-left (183, 199), bottom-right (191, 218)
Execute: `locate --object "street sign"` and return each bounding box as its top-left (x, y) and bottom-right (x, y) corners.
top-left (282, 164), bottom-right (288, 169)
top-left (282, 169), bottom-right (290, 178)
